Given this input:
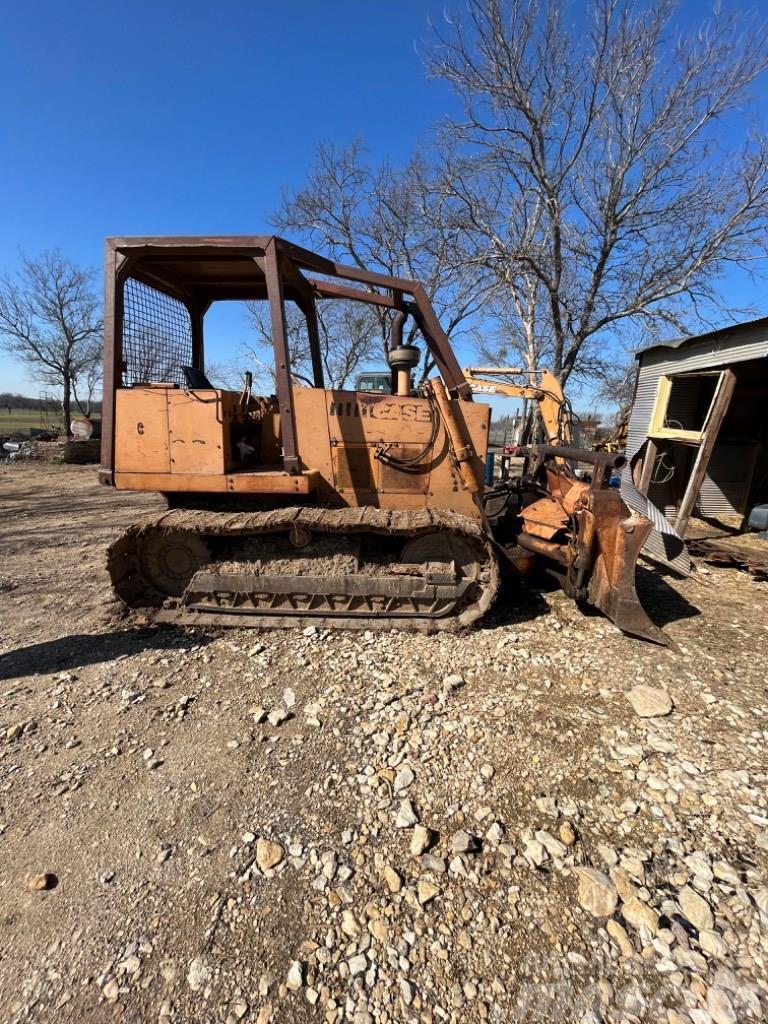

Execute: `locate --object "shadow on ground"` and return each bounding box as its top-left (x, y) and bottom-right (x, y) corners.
top-left (0, 627), bottom-right (212, 681)
top-left (478, 576), bottom-right (554, 630)
top-left (487, 563), bottom-right (700, 639)
top-left (634, 565), bottom-right (700, 627)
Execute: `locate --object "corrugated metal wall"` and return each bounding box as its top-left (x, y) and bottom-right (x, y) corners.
top-left (698, 443), bottom-right (759, 516)
top-left (622, 324), bottom-right (768, 569)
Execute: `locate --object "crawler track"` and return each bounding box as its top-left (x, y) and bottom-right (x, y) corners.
top-left (108, 506), bottom-right (500, 631)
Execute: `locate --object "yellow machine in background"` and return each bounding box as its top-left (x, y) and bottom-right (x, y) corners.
top-left (463, 366), bottom-right (573, 447)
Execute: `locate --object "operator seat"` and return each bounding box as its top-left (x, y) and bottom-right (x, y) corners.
top-left (181, 366), bottom-right (213, 389)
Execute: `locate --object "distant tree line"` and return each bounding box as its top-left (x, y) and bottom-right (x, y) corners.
top-left (0, 392), bottom-right (102, 413)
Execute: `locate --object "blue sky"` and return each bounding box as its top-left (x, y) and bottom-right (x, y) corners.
top-left (0, 0), bottom-right (461, 395)
top-left (1, 0), bottom-right (767, 415)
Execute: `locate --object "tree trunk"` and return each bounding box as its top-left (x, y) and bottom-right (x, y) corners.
top-left (62, 376), bottom-right (72, 438)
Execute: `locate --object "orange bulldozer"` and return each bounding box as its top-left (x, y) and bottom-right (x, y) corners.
top-left (99, 235), bottom-right (665, 644)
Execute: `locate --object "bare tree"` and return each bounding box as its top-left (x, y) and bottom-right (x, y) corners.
top-left (272, 141), bottom-right (492, 377)
top-left (245, 298), bottom-right (382, 389)
top-left (0, 251), bottom-right (102, 435)
top-left (426, 0), bottom-right (768, 385)
top-left (72, 340), bottom-right (102, 417)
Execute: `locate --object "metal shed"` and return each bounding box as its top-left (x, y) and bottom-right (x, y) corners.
top-left (621, 316), bottom-right (768, 570)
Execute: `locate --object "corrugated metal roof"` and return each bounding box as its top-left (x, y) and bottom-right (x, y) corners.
top-left (636, 314), bottom-right (768, 359)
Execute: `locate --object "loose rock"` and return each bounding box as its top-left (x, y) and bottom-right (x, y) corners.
top-left (417, 879), bottom-right (440, 904)
top-left (574, 868), bottom-right (618, 917)
top-left (187, 958), bottom-right (210, 992)
top-left (26, 872), bottom-right (57, 892)
top-left (286, 961), bottom-right (304, 992)
top-left (256, 839), bottom-right (285, 873)
top-left (410, 825), bottom-right (434, 857)
top-left (627, 685), bottom-right (673, 718)
top-left (678, 885), bottom-right (714, 932)
top-left (395, 799), bottom-right (419, 828)
top-left (450, 829), bottom-right (480, 854)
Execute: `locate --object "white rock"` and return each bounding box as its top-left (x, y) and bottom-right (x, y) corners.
top-left (706, 986), bottom-right (737, 1024)
top-left (678, 885), bottom-right (714, 932)
top-left (627, 685), bottom-right (673, 718)
top-left (341, 910), bottom-right (361, 937)
top-left (442, 674), bottom-right (464, 691)
top-left (187, 957), bottom-right (210, 992)
top-left (283, 688), bottom-right (296, 708)
top-left (712, 860), bottom-right (739, 886)
top-left (523, 838), bottom-right (547, 867)
top-left (622, 896), bottom-right (659, 934)
top-left (535, 796), bottom-right (558, 818)
top-left (286, 961), bottom-right (304, 991)
top-left (450, 829), bottom-right (480, 854)
top-left (417, 879), bottom-right (440, 904)
top-left (574, 868), bottom-right (618, 917)
top-left (395, 799), bottom-right (419, 828)
top-left (394, 765), bottom-right (415, 792)
top-left (383, 865), bottom-right (402, 893)
top-left (410, 825), bottom-right (433, 856)
top-left (102, 979), bottom-right (119, 1001)
top-left (348, 954), bottom-right (367, 977)
top-left (230, 998), bottom-right (248, 1020)
top-left (535, 829), bottom-right (567, 859)
top-left (485, 821), bottom-right (505, 845)
top-left (699, 930), bottom-right (727, 958)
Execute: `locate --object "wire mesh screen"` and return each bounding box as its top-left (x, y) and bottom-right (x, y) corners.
top-left (122, 278), bottom-right (193, 386)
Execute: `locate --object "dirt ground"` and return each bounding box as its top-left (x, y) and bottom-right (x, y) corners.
top-left (0, 464), bottom-right (766, 1024)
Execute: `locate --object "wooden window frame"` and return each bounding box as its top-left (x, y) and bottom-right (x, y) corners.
top-left (647, 370), bottom-right (730, 443)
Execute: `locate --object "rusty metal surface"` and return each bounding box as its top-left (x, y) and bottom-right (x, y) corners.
top-left (516, 450), bottom-right (670, 644)
top-left (517, 497), bottom-right (567, 540)
top-left (585, 493), bottom-right (668, 645)
top-left (99, 234), bottom-right (676, 642)
top-left (535, 445), bottom-right (626, 470)
top-left (264, 240), bottom-right (300, 474)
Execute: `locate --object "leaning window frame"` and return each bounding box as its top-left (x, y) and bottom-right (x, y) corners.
top-left (647, 370), bottom-right (729, 443)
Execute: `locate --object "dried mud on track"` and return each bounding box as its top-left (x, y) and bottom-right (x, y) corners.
top-left (0, 464), bottom-right (766, 1024)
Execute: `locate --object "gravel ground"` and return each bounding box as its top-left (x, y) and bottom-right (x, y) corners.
top-left (0, 464), bottom-right (766, 1024)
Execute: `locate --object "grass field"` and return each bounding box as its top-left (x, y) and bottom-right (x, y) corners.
top-left (1, 407), bottom-right (64, 436)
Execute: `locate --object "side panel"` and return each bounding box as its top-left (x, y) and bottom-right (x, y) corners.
top-left (114, 388), bottom-right (170, 474)
top-left (167, 390), bottom-right (226, 475)
top-left (292, 386), bottom-right (334, 482)
top-left (291, 386), bottom-right (490, 519)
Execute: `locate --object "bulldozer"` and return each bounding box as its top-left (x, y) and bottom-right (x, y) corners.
top-left (99, 235), bottom-right (665, 643)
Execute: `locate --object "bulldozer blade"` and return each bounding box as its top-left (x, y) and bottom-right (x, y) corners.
top-left (585, 494), bottom-right (669, 645)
